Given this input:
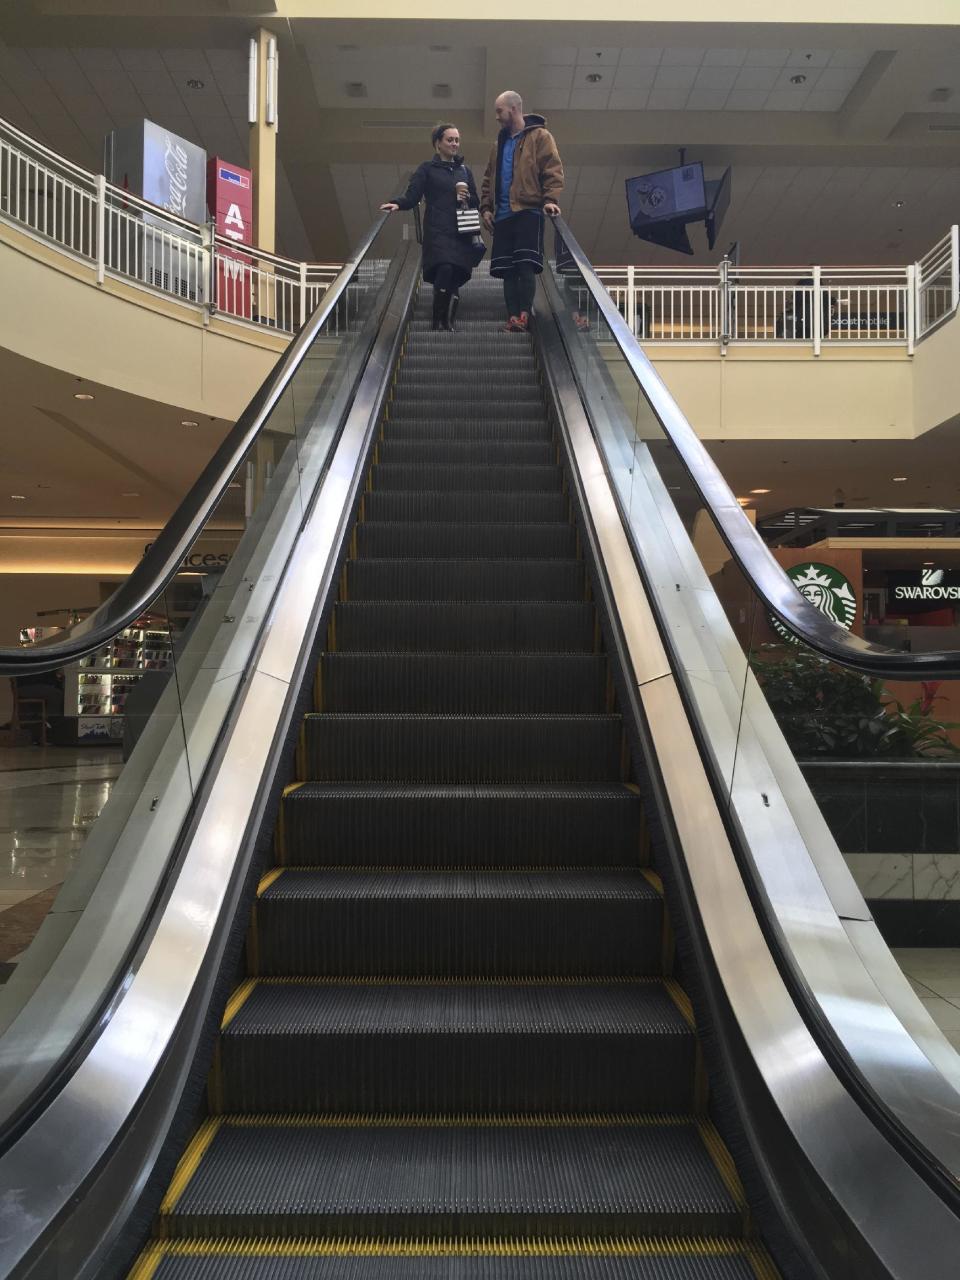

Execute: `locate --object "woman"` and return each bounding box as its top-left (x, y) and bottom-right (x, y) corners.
top-left (381, 123), bottom-right (483, 331)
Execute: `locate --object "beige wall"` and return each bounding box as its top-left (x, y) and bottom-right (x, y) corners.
top-left (913, 308), bottom-right (960, 437)
top-left (276, 0), bottom-right (960, 21)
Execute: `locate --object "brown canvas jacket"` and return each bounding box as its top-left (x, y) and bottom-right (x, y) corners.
top-left (480, 114), bottom-right (564, 215)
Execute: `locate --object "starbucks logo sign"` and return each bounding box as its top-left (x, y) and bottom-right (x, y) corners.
top-left (771, 562), bottom-right (857, 642)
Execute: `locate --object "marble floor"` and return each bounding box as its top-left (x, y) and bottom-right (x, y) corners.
top-left (892, 948), bottom-right (960, 1053)
top-left (0, 744), bottom-right (122, 972)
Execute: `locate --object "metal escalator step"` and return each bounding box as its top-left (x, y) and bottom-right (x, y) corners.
top-left (318, 653), bottom-right (607, 714)
top-left (279, 783), bottom-right (641, 867)
top-left (400, 355), bottom-right (534, 372)
top-left (355, 522), bottom-right (575, 559)
top-left (371, 465), bottom-right (561, 493)
top-left (363, 491), bottom-right (568, 522)
top-left (217, 980), bottom-right (693, 1114)
top-left (383, 419), bottom-right (551, 442)
top-left (343, 559), bottom-right (584, 601)
top-left (332, 603), bottom-right (595, 653)
top-left (140, 1244), bottom-right (765, 1280)
top-left (160, 1117), bottom-right (742, 1240)
top-left (378, 442), bottom-right (556, 466)
top-left (389, 400), bottom-right (546, 421)
top-left (395, 374), bottom-right (541, 394)
top-left (255, 869), bottom-right (662, 976)
top-left (300, 712), bottom-right (620, 781)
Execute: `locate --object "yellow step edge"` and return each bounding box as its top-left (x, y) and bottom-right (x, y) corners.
top-left (221, 978), bottom-right (257, 1030)
top-left (641, 867), bottom-right (664, 895)
top-left (251, 974), bottom-right (667, 987)
top-left (220, 1111), bottom-right (698, 1129)
top-left (131, 1234), bottom-right (765, 1260)
top-left (698, 1118), bottom-right (752, 1237)
top-left (256, 867), bottom-right (284, 897)
top-left (664, 977), bottom-right (696, 1030)
top-left (269, 864), bottom-right (643, 874)
top-left (157, 1117), bottom-right (222, 1217)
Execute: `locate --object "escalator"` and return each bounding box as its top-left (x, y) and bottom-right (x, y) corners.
top-left (2, 216), bottom-right (960, 1280)
top-left (130, 269), bottom-right (765, 1277)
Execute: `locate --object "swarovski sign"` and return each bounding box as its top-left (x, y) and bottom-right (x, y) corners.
top-left (893, 568), bottom-right (960, 601)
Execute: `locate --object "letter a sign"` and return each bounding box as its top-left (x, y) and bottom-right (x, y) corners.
top-left (224, 202), bottom-right (245, 241)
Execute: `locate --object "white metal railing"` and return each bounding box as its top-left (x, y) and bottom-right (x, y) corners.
top-left (1, 113), bottom-right (957, 349)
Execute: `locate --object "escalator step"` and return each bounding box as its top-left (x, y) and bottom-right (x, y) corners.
top-left (216, 980), bottom-right (693, 1114)
top-left (400, 355), bottom-right (534, 372)
top-left (378, 442), bottom-right (556, 466)
top-left (160, 1118), bottom-right (741, 1240)
top-left (355, 522), bottom-right (575, 559)
top-left (383, 419), bottom-right (551, 441)
top-left (363, 491), bottom-right (568, 522)
top-left (395, 375), bottom-right (541, 395)
top-left (331, 603), bottom-right (596, 653)
top-left (280, 783), bottom-right (641, 866)
top-left (371, 465), bottom-right (561, 492)
top-left (254, 870), bottom-right (662, 976)
top-left (299, 712), bottom-right (620, 781)
top-left (343, 559), bottom-right (584, 601)
top-left (389, 400), bottom-right (546, 421)
top-left (139, 1247), bottom-right (765, 1280)
top-left (317, 653), bottom-right (607, 714)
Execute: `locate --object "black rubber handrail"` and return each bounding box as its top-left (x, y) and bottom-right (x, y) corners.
top-left (0, 214), bottom-right (390, 676)
top-left (552, 216), bottom-right (960, 679)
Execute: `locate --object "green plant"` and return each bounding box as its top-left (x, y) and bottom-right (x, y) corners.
top-left (750, 644), bottom-right (960, 759)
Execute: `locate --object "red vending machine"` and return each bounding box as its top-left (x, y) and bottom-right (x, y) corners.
top-left (207, 158), bottom-right (254, 319)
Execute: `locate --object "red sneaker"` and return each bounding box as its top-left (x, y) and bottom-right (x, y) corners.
top-left (504, 314), bottom-right (524, 332)
top-left (517, 311), bottom-right (530, 331)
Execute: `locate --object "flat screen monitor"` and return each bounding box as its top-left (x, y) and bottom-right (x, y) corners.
top-left (625, 162), bottom-right (706, 228)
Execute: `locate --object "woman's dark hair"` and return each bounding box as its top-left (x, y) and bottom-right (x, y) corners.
top-left (431, 122), bottom-right (458, 149)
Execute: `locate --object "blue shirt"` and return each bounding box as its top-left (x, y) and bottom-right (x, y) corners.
top-left (495, 133), bottom-right (519, 222)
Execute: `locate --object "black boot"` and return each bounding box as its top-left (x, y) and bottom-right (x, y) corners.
top-left (445, 292), bottom-right (459, 332)
top-left (432, 289), bottom-right (447, 330)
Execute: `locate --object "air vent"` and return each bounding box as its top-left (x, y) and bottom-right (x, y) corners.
top-left (929, 87), bottom-right (953, 103)
top-left (432, 83), bottom-right (452, 98)
top-left (345, 82), bottom-right (368, 98)
top-left (928, 122), bottom-right (960, 131)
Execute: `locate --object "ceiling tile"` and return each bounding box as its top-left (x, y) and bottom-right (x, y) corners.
top-left (618, 47), bottom-right (663, 67)
top-left (694, 66), bottom-right (738, 92)
top-left (787, 50), bottom-right (833, 69)
top-left (609, 88), bottom-right (650, 110)
top-left (765, 89), bottom-right (811, 110)
top-left (814, 67), bottom-right (861, 94)
top-left (541, 46), bottom-right (577, 66)
top-left (702, 48), bottom-right (746, 68)
top-left (646, 88), bottom-right (689, 111)
top-left (613, 66), bottom-right (656, 90)
top-left (653, 66), bottom-right (697, 91)
top-left (734, 66), bottom-right (779, 92)
top-left (687, 89), bottom-right (730, 112)
top-left (828, 49), bottom-right (871, 69)
top-left (162, 49), bottom-right (210, 72)
top-left (538, 64), bottom-right (574, 89)
top-left (660, 48), bottom-right (705, 67)
top-left (577, 47), bottom-right (620, 66)
top-left (134, 68), bottom-right (178, 95)
top-left (742, 49), bottom-right (790, 68)
top-left (725, 89), bottom-right (769, 111)
top-left (117, 48), bottom-right (166, 71)
top-left (569, 87), bottom-right (611, 111)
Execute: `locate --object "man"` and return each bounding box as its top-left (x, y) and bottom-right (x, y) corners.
top-left (480, 90), bottom-right (563, 332)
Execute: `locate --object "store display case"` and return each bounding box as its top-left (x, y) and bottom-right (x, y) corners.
top-left (64, 619), bottom-right (173, 744)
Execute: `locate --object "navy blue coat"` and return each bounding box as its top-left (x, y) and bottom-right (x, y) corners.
top-left (392, 155), bottom-right (481, 288)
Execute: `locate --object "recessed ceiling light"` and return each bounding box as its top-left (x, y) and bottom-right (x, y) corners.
top-left (586, 73), bottom-right (604, 83)
top-left (180, 418), bottom-right (199, 427)
top-left (892, 476), bottom-right (908, 481)
top-left (789, 74), bottom-right (807, 85)
top-left (750, 488), bottom-right (771, 494)
top-left (893, 199), bottom-right (904, 208)
top-left (923, 561), bottom-right (934, 566)
top-left (74, 391), bottom-right (94, 400)
top-left (121, 491), bottom-right (140, 498)
top-left (186, 78), bottom-right (205, 90)
top-left (10, 494), bottom-right (26, 500)
top-left (736, 497), bottom-right (752, 506)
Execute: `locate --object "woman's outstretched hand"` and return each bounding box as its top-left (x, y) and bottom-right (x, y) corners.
top-left (380, 202), bottom-right (399, 212)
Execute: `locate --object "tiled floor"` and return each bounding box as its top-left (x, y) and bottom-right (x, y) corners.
top-left (892, 948), bottom-right (960, 1052)
top-left (0, 744), bottom-right (122, 973)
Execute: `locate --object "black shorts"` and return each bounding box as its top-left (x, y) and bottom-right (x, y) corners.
top-left (490, 209), bottom-right (545, 278)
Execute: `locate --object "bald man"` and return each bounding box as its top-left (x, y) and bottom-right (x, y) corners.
top-left (480, 90), bottom-right (564, 331)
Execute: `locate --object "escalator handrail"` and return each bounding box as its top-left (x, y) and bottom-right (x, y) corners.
top-left (0, 213), bottom-right (390, 676)
top-left (552, 216), bottom-right (960, 679)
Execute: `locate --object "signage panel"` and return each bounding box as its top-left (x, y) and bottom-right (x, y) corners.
top-left (208, 156), bottom-right (254, 318)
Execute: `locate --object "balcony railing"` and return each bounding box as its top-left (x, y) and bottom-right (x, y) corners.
top-left (1, 112), bottom-right (957, 348)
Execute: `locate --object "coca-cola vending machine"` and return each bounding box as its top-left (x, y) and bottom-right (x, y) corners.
top-left (207, 158), bottom-right (254, 319)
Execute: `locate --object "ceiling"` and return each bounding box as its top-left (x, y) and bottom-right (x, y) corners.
top-left (0, 9), bottom-right (959, 266)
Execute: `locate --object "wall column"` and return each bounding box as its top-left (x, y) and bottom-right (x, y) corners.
top-left (248, 26), bottom-right (278, 254)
